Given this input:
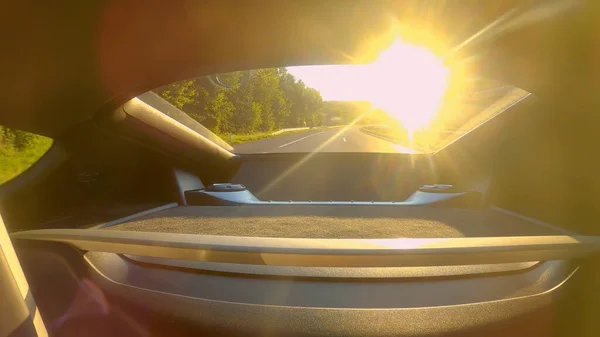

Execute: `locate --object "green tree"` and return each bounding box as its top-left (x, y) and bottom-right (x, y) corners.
top-left (154, 68), bottom-right (325, 137)
top-left (158, 79), bottom-right (198, 109)
top-left (204, 89), bottom-right (235, 134)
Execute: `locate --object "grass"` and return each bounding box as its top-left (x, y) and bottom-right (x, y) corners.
top-left (0, 136), bottom-right (53, 185)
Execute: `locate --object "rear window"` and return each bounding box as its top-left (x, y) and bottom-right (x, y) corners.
top-left (143, 40), bottom-right (530, 154)
top-left (0, 126), bottom-right (52, 185)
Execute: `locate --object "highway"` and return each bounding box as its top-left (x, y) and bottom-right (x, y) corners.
top-left (234, 125), bottom-right (415, 154)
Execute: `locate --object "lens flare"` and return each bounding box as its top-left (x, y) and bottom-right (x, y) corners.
top-left (288, 33), bottom-right (450, 143)
top-left (365, 39), bottom-right (449, 137)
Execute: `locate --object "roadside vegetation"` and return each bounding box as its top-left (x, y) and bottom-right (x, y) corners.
top-left (155, 68), bottom-right (326, 140)
top-left (0, 127), bottom-right (52, 184)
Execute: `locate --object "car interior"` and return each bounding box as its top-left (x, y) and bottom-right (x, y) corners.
top-left (2, 1), bottom-right (600, 336)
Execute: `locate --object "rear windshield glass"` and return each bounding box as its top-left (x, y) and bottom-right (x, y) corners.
top-left (143, 41), bottom-right (530, 154)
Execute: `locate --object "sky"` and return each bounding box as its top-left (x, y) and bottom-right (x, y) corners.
top-left (287, 65), bottom-right (371, 101)
top-left (286, 40), bottom-right (448, 104)
top-left (285, 40), bottom-right (450, 132)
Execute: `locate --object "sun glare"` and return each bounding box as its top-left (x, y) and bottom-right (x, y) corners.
top-left (365, 40), bottom-right (449, 135)
top-left (287, 37), bottom-right (450, 139)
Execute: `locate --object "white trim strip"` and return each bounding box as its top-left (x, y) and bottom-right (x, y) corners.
top-left (11, 229), bottom-right (600, 267)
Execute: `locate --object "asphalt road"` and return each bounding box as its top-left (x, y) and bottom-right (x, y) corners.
top-left (234, 126), bottom-right (415, 154)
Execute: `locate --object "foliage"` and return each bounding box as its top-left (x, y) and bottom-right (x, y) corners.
top-left (204, 89), bottom-right (235, 134)
top-left (154, 68), bottom-right (324, 138)
top-left (0, 126), bottom-right (53, 185)
top-left (159, 80), bottom-right (198, 109)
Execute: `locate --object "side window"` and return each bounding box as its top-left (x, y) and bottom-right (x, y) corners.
top-left (0, 126), bottom-right (53, 185)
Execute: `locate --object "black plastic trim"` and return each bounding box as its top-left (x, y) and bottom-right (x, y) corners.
top-left (85, 251), bottom-right (577, 337)
top-left (94, 98), bottom-right (237, 183)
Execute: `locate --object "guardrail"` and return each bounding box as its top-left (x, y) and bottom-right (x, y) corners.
top-left (270, 127), bottom-right (309, 136)
top-left (270, 125), bottom-right (343, 136)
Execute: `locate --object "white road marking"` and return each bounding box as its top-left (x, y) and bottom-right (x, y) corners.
top-left (343, 137), bottom-right (347, 142)
top-left (279, 131), bottom-right (327, 148)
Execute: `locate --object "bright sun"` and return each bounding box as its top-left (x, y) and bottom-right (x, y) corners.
top-left (364, 40), bottom-right (449, 134)
top-left (287, 38), bottom-right (449, 136)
